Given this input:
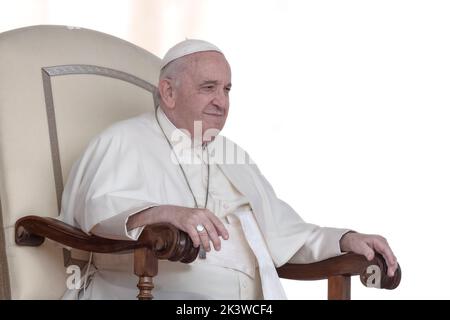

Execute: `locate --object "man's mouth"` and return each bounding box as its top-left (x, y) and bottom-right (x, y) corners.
top-left (203, 111), bottom-right (224, 117)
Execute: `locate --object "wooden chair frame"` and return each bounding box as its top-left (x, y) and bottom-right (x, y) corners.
top-left (15, 215), bottom-right (401, 300)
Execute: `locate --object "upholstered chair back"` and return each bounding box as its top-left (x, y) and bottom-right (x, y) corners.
top-left (0, 25), bottom-right (160, 299)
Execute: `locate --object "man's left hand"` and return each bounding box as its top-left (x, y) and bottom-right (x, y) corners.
top-left (339, 232), bottom-right (398, 277)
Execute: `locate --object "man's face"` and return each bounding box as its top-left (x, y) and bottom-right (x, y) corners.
top-left (172, 51), bottom-right (231, 141)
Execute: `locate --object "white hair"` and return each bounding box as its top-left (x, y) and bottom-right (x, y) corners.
top-left (156, 56), bottom-right (190, 105)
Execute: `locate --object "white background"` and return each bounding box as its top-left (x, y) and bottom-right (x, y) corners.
top-left (1, 0), bottom-right (449, 299)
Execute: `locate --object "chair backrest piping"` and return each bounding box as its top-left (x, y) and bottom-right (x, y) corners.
top-left (41, 64), bottom-right (158, 212)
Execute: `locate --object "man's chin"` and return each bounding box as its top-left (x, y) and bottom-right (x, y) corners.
top-left (203, 124), bottom-right (223, 142)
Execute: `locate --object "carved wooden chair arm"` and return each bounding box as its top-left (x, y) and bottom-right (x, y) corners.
top-left (15, 215), bottom-right (199, 299)
top-left (277, 252), bottom-right (401, 299)
top-left (15, 216), bottom-right (401, 299)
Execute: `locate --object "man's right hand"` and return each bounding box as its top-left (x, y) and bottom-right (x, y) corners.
top-left (126, 205), bottom-right (229, 253)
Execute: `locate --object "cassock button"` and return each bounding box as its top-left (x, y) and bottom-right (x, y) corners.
top-left (223, 203), bottom-right (229, 210)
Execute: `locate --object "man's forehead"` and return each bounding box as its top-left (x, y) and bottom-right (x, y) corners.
top-left (185, 53), bottom-right (231, 82)
top-left (185, 51), bottom-right (227, 67)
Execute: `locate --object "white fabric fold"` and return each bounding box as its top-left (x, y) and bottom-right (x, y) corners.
top-left (234, 210), bottom-right (287, 300)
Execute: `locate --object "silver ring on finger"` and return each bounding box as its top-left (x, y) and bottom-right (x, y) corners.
top-left (196, 224), bottom-right (205, 233)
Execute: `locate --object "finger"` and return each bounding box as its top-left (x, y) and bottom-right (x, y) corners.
top-left (373, 239), bottom-right (398, 277)
top-left (388, 263), bottom-right (399, 277)
top-left (202, 220), bottom-right (222, 251)
top-left (197, 228), bottom-right (211, 252)
top-left (206, 212), bottom-right (229, 240)
top-left (359, 242), bottom-right (375, 261)
top-left (187, 226), bottom-right (201, 248)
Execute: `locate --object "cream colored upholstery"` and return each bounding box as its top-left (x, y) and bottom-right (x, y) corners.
top-left (0, 25), bottom-right (161, 299)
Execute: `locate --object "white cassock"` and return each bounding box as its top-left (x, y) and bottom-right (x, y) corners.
top-left (60, 107), bottom-right (350, 300)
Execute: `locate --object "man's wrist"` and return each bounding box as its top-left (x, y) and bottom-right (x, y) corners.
top-left (126, 206), bottom-right (161, 231)
top-left (339, 230), bottom-right (357, 253)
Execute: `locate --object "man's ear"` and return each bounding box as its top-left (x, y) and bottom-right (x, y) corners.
top-left (158, 79), bottom-right (176, 109)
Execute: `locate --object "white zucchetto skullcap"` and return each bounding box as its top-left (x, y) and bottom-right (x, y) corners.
top-left (160, 39), bottom-right (223, 70)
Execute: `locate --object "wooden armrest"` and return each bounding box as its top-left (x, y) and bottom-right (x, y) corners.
top-left (15, 216), bottom-right (401, 299)
top-left (15, 215), bottom-right (198, 263)
top-left (15, 215), bottom-right (200, 299)
top-left (277, 252), bottom-right (401, 291)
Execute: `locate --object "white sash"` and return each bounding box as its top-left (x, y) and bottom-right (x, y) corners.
top-left (234, 210), bottom-right (287, 300)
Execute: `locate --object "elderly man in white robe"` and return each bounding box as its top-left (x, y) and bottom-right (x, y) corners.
top-left (60, 39), bottom-right (398, 300)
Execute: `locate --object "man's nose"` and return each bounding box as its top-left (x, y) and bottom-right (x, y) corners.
top-left (212, 89), bottom-right (228, 109)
